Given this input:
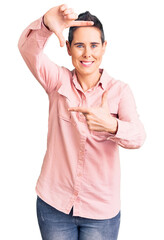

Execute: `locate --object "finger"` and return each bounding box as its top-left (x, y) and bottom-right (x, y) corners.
top-left (68, 107), bottom-right (90, 114)
top-left (64, 13), bottom-right (78, 20)
top-left (62, 8), bottom-right (74, 16)
top-left (60, 4), bottom-right (68, 12)
top-left (55, 31), bottom-right (65, 47)
top-left (70, 20), bottom-right (94, 27)
top-left (100, 91), bottom-right (109, 108)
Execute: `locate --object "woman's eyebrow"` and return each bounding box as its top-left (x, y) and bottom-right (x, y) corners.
top-left (90, 42), bottom-right (100, 45)
top-left (74, 42), bottom-right (84, 45)
top-left (74, 42), bottom-right (100, 45)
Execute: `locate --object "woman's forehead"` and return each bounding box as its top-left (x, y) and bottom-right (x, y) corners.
top-left (72, 27), bottom-right (101, 42)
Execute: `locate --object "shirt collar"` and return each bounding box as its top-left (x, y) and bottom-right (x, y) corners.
top-left (58, 68), bottom-right (113, 101)
top-left (71, 68), bottom-right (112, 91)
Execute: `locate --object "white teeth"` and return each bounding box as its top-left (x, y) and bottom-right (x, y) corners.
top-left (81, 61), bottom-right (93, 65)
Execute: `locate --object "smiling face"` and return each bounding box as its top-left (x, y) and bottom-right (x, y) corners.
top-left (66, 27), bottom-right (107, 78)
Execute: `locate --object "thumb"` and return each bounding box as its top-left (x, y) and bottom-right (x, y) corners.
top-left (100, 91), bottom-right (109, 109)
top-left (55, 31), bottom-right (65, 47)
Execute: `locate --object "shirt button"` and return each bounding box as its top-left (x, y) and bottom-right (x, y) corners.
top-left (78, 173), bottom-right (82, 177)
top-left (74, 190), bottom-right (79, 196)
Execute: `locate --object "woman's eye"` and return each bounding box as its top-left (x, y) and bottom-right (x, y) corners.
top-left (77, 45), bottom-right (83, 48)
top-left (91, 44), bottom-right (97, 48)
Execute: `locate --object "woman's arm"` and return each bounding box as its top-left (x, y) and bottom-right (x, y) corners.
top-left (18, 4), bottom-right (93, 94)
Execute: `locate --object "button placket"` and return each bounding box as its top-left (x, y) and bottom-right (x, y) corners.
top-left (78, 93), bottom-right (87, 122)
top-left (71, 92), bottom-right (87, 205)
top-left (73, 134), bottom-right (86, 201)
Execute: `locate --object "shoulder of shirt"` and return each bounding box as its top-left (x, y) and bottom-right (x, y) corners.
top-left (58, 66), bottom-right (72, 78)
top-left (103, 70), bottom-right (128, 92)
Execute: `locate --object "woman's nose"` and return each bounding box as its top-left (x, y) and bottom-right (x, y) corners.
top-left (83, 46), bottom-right (91, 58)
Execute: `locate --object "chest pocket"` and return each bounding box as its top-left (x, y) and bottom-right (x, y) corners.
top-left (57, 95), bottom-right (71, 123)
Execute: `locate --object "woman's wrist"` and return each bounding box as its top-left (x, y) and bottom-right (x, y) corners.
top-left (43, 15), bottom-right (50, 30)
top-left (107, 118), bottom-right (118, 134)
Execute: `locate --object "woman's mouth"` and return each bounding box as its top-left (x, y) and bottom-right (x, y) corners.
top-left (80, 61), bottom-right (94, 67)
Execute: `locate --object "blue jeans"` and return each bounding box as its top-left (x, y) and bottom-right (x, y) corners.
top-left (36, 196), bottom-right (120, 240)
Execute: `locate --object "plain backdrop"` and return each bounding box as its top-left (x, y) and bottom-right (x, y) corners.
top-left (0, 0), bottom-right (164, 239)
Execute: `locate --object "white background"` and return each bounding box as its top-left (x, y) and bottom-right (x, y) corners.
top-left (0, 0), bottom-right (164, 239)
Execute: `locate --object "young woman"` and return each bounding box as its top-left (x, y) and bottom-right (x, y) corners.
top-left (18, 4), bottom-right (146, 240)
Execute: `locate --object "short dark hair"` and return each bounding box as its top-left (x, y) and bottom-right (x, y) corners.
top-left (68, 11), bottom-right (105, 45)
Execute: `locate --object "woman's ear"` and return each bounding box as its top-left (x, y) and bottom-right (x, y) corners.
top-left (102, 41), bottom-right (107, 55)
top-left (66, 41), bottom-right (72, 56)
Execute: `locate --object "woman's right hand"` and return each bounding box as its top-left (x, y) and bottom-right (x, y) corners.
top-left (43, 4), bottom-right (94, 47)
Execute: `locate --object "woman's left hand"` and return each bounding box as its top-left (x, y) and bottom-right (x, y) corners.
top-left (68, 91), bottom-right (118, 134)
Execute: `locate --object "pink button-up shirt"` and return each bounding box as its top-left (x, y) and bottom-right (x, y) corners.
top-left (18, 17), bottom-right (146, 219)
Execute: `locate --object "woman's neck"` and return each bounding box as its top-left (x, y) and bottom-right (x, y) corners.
top-left (75, 69), bottom-right (101, 92)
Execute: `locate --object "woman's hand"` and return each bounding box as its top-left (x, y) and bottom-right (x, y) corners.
top-left (43, 4), bottom-right (94, 47)
top-left (68, 91), bottom-right (118, 134)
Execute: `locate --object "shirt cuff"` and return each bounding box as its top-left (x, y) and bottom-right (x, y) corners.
top-left (90, 127), bottom-right (118, 142)
top-left (41, 16), bottom-right (53, 34)
top-left (26, 16), bottom-right (53, 37)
